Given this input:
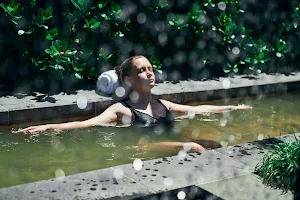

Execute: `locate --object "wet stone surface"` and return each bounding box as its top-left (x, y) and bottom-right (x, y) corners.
top-left (0, 167), bottom-right (152, 200)
top-left (198, 173), bottom-right (293, 200)
top-left (113, 150), bottom-right (248, 193)
top-left (214, 138), bottom-right (280, 169)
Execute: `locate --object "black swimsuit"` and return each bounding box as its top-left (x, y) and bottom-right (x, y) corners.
top-left (122, 100), bottom-right (174, 128)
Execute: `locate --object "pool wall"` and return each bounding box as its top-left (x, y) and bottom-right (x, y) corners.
top-left (0, 72), bottom-right (300, 126)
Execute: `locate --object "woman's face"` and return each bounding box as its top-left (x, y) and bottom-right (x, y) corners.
top-left (126, 57), bottom-right (155, 91)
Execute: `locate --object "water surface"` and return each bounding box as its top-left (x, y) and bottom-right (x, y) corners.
top-left (0, 92), bottom-right (299, 188)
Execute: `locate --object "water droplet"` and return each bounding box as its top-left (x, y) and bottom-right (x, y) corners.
top-left (133, 159), bottom-right (143, 171)
top-left (243, 165), bottom-right (250, 172)
top-left (227, 146), bottom-right (234, 154)
top-left (197, 176), bottom-right (204, 183)
top-left (187, 109), bottom-right (195, 119)
top-left (177, 150), bottom-right (187, 160)
top-left (77, 96), bottom-right (88, 109)
top-left (222, 78), bottom-right (231, 89)
top-left (113, 168), bottom-right (124, 179)
top-left (294, 23), bottom-right (298, 28)
top-left (115, 87), bottom-right (126, 97)
top-left (177, 191), bottom-right (186, 200)
top-left (236, 133), bottom-right (242, 140)
top-left (191, 129), bottom-right (200, 139)
top-left (164, 177), bottom-right (173, 186)
top-left (55, 169), bottom-right (65, 181)
top-left (258, 133), bottom-right (264, 141)
top-left (137, 13), bottom-right (146, 24)
top-left (276, 52), bottom-right (282, 58)
top-left (218, 2), bottom-right (226, 11)
top-left (199, 15), bottom-right (206, 24)
top-left (129, 91), bottom-right (139, 103)
top-left (228, 135), bottom-right (235, 143)
top-left (220, 141), bottom-right (228, 147)
top-left (18, 30), bottom-right (25, 35)
top-left (121, 115), bottom-right (131, 125)
top-left (232, 47), bottom-right (240, 55)
top-left (220, 118), bottom-right (227, 127)
top-left (183, 143), bottom-right (192, 152)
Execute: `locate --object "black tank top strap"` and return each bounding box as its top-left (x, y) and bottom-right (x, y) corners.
top-left (121, 101), bottom-right (136, 122)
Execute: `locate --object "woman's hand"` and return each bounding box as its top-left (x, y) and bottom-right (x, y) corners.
top-left (188, 142), bottom-right (206, 152)
top-left (12, 125), bottom-right (50, 134)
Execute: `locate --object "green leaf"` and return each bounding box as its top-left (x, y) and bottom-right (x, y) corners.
top-left (74, 63), bottom-right (86, 71)
top-left (258, 52), bottom-right (264, 60)
top-left (106, 54), bottom-right (113, 60)
top-left (75, 72), bottom-right (83, 79)
top-left (71, 0), bottom-right (80, 10)
top-left (0, 3), bottom-right (10, 14)
top-left (54, 64), bottom-right (65, 70)
top-left (46, 34), bottom-right (53, 40)
top-left (40, 65), bottom-right (47, 70)
top-left (168, 21), bottom-right (175, 26)
top-left (233, 68), bottom-right (238, 73)
top-left (98, 3), bottom-right (103, 9)
top-left (65, 48), bottom-right (77, 56)
top-left (31, 58), bottom-right (38, 66)
top-left (92, 21), bottom-right (101, 29)
top-left (223, 67), bottom-right (231, 73)
top-left (45, 48), bottom-right (52, 54)
top-left (111, 2), bottom-right (121, 14)
top-left (78, 0), bottom-right (84, 6)
top-left (61, 40), bottom-right (68, 51)
top-left (45, 6), bottom-right (53, 16)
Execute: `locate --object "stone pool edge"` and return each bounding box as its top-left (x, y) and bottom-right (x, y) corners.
top-left (0, 133), bottom-right (298, 200)
top-left (1, 72), bottom-right (300, 126)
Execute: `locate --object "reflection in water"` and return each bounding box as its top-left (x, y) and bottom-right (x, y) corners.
top-left (0, 92), bottom-right (299, 188)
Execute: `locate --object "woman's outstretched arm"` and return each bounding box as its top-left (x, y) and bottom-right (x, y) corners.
top-left (159, 99), bottom-right (252, 115)
top-left (12, 104), bottom-right (119, 134)
top-left (139, 141), bottom-right (205, 152)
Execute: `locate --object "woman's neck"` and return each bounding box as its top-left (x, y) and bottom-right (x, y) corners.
top-left (132, 90), bottom-right (152, 104)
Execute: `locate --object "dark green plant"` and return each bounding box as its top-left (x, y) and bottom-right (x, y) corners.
top-left (1, 0), bottom-right (300, 91)
top-left (254, 136), bottom-right (300, 193)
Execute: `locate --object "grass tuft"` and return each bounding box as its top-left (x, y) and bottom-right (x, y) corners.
top-left (254, 135), bottom-right (300, 193)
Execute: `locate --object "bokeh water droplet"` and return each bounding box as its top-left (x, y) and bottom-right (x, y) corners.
top-left (77, 96), bottom-right (88, 109)
top-left (222, 78), bottom-right (231, 89)
top-left (227, 146), bottom-right (234, 154)
top-left (218, 2), bottom-right (226, 11)
top-left (115, 86), bottom-right (126, 97)
top-left (177, 150), bottom-right (187, 160)
top-left (133, 159), bottom-right (143, 171)
top-left (177, 191), bottom-right (186, 200)
top-left (258, 133), bottom-right (264, 141)
top-left (232, 47), bottom-right (240, 55)
top-left (163, 177), bottom-right (173, 186)
top-left (113, 167), bottom-right (124, 179)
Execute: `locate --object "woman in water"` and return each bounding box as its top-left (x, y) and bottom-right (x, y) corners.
top-left (13, 55), bottom-right (252, 151)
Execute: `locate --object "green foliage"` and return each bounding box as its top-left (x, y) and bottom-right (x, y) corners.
top-left (0, 0), bottom-right (300, 91)
top-left (255, 136), bottom-right (300, 193)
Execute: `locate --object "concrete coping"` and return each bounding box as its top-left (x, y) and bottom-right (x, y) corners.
top-left (0, 72), bottom-right (300, 126)
top-left (0, 133), bottom-right (298, 200)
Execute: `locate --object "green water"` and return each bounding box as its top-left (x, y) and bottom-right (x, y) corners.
top-left (0, 92), bottom-right (300, 188)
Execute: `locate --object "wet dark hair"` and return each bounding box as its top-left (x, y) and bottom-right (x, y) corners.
top-left (114, 55), bottom-right (145, 84)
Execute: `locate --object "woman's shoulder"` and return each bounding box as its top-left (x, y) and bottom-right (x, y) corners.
top-left (157, 99), bottom-right (172, 109)
top-left (107, 101), bottom-right (131, 114)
